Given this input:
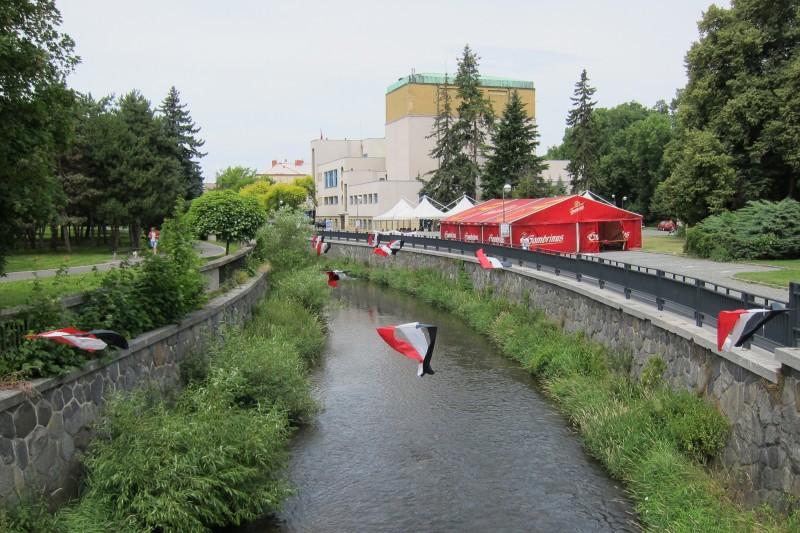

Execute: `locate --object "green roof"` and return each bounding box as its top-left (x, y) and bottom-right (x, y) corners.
top-left (387, 72), bottom-right (534, 94)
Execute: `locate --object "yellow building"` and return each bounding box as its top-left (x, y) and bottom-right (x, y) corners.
top-left (312, 72), bottom-right (536, 230)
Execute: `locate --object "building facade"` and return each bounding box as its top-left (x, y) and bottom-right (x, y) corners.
top-left (312, 72), bottom-right (536, 230)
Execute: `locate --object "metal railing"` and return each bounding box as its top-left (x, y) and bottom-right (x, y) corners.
top-left (325, 230), bottom-right (799, 351)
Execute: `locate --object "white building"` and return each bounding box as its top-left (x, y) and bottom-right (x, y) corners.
top-left (312, 72), bottom-right (537, 231)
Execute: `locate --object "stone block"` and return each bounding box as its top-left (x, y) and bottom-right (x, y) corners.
top-left (0, 411), bottom-right (15, 439)
top-left (13, 401), bottom-right (37, 438)
top-left (0, 437), bottom-right (14, 465)
top-left (36, 402), bottom-right (52, 427)
top-left (62, 400), bottom-right (84, 436)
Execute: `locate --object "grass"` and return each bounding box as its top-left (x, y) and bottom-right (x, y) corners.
top-left (0, 271), bottom-right (104, 309)
top-left (5, 251), bottom-right (118, 272)
top-left (733, 259), bottom-right (800, 289)
top-left (641, 231), bottom-right (686, 255)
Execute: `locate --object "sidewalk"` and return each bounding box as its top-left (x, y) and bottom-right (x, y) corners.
top-left (0, 241), bottom-right (226, 283)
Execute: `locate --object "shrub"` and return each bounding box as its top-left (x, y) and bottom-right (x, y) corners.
top-left (77, 379), bottom-right (294, 532)
top-left (686, 199), bottom-right (800, 260)
top-left (646, 388), bottom-right (730, 463)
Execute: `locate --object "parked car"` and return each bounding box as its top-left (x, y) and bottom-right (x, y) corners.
top-left (657, 220), bottom-right (676, 232)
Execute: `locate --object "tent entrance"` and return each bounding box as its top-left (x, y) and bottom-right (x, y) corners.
top-left (599, 220), bottom-right (626, 250)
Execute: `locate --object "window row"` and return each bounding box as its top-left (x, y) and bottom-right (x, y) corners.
top-left (349, 193), bottom-right (378, 205)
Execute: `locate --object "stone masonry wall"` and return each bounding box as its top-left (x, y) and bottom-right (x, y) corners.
top-left (331, 243), bottom-right (800, 512)
top-left (0, 273), bottom-right (266, 508)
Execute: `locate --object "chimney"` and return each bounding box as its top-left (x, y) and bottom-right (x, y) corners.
top-left (295, 159), bottom-right (303, 166)
top-left (271, 160), bottom-right (277, 167)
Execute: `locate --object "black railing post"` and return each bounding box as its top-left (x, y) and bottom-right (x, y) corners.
top-left (695, 278), bottom-right (705, 327)
top-left (598, 258), bottom-right (605, 289)
top-left (790, 282), bottom-right (800, 347)
top-left (656, 270), bottom-right (665, 311)
top-left (624, 263), bottom-right (631, 299)
top-left (575, 254), bottom-right (582, 282)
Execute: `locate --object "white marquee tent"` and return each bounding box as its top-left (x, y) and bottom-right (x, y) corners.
top-left (411, 196), bottom-right (447, 219)
top-left (373, 198), bottom-right (416, 221)
top-left (444, 196), bottom-right (476, 216)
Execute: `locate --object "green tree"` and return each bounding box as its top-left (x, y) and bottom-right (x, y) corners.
top-left (452, 45), bottom-right (495, 199)
top-left (159, 86), bottom-right (206, 200)
top-left (482, 90), bottom-right (547, 198)
top-left (188, 190), bottom-right (267, 254)
top-left (420, 73), bottom-right (465, 204)
top-left (104, 91), bottom-right (183, 249)
top-left (651, 129), bottom-right (736, 226)
top-left (565, 69), bottom-right (599, 193)
top-left (596, 106), bottom-right (675, 219)
top-left (264, 183), bottom-right (308, 212)
top-left (680, 0), bottom-right (800, 205)
top-left (215, 165), bottom-right (259, 191)
top-left (0, 0), bottom-right (78, 275)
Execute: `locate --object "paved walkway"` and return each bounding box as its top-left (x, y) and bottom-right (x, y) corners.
top-left (1, 241), bottom-right (226, 283)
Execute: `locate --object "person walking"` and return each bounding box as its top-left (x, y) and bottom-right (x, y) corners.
top-left (148, 227), bottom-right (160, 255)
top-left (520, 232), bottom-right (531, 251)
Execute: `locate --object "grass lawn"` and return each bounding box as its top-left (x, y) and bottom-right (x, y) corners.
top-left (733, 259), bottom-right (800, 289)
top-left (5, 250), bottom-right (117, 272)
top-left (0, 271), bottom-right (104, 309)
top-left (641, 232), bottom-right (686, 255)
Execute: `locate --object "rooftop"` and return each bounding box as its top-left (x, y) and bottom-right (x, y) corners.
top-left (387, 72), bottom-right (534, 94)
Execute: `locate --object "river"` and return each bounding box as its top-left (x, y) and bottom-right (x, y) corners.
top-left (234, 280), bottom-right (638, 532)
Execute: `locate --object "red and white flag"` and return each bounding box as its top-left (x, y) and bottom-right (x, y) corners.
top-left (315, 241), bottom-right (331, 256)
top-left (374, 239), bottom-right (403, 257)
top-left (716, 308), bottom-right (787, 351)
top-left (367, 232), bottom-right (381, 247)
top-left (26, 327), bottom-right (108, 352)
top-left (476, 248), bottom-right (510, 269)
top-left (376, 322), bottom-right (437, 377)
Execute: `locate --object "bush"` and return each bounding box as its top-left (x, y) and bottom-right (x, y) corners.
top-left (686, 199), bottom-right (800, 260)
top-left (76, 379), bottom-right (294, 532)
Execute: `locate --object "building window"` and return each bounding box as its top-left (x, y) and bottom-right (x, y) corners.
top-left (324, 169), bottom-right (338, 189)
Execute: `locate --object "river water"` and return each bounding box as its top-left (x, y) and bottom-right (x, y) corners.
top-left (236, 281), bottom-right (639, 532)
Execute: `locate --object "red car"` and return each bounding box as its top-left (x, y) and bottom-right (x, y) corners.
top-left (657, 220), bottom-right (676, 232)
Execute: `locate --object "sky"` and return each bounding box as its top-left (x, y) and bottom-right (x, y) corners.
top-left (55, 0), bottom-right (729, 183)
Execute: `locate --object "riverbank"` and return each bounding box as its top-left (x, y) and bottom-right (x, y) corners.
top-left (327, 257), bottom-right (798, 532)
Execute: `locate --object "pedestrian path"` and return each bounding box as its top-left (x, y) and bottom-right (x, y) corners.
top-left (0, 241), bottom-right (226, 283)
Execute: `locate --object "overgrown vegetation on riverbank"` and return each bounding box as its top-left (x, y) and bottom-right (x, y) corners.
top-left (328, 258), bottom-right (799, 532)
top-left (2, 211), bottom-right (328, 532)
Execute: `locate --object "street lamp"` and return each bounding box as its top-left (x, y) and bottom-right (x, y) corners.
top-left (502, 183), bottom-right (512, 246)
top-left (611, 193), bottom-right (616, 206)
top-left (622, 196), bottom-right (627, 209)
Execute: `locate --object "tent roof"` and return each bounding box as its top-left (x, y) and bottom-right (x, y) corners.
top-left (374, 198), bottom-right (416, 220)
top-left (441, 195), bottom-right (642, 225)
top-left (411, 197), bottom-right (447, 219)
top-left (445, 196), bottom-right (476, 216)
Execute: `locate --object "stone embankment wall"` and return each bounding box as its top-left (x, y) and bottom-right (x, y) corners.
top-left (0, 274), bottom-right (266, 508)
top-left (331, 243), bottom-right (800, 512)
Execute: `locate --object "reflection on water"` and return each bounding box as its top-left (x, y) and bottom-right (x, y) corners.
top-left (232, 281), bottom-right (639, 532)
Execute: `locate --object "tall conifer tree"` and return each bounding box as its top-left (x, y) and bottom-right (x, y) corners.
top-left (420, 74), bottom-right (464, 203)
top-left (565, 69), bottom-right (599, 193)
top-left (482, 90), bottom-right (546, 198)
top-left (452, 45), bottom-right (495, 199)
top-left (160, 87), bottom-right (206, 199)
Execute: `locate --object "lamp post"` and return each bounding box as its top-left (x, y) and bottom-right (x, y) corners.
top-left (611, 193), bottom-right (616, 206)
top-left (622, 196), bottom-right (627, 210)
top-left (502, 183), bottom-right (512, 246)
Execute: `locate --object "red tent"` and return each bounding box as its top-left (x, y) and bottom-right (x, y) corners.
top-left (440, 195), bottom-right (642, 253)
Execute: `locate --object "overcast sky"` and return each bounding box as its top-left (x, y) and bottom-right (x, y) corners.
top-left (56, 0), bottom-right (728, 182)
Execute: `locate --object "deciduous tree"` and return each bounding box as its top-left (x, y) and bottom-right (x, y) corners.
top-left (188, 190), bottom-right (267, 254)
top-left (0, 0), bottom-right (78, 274)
